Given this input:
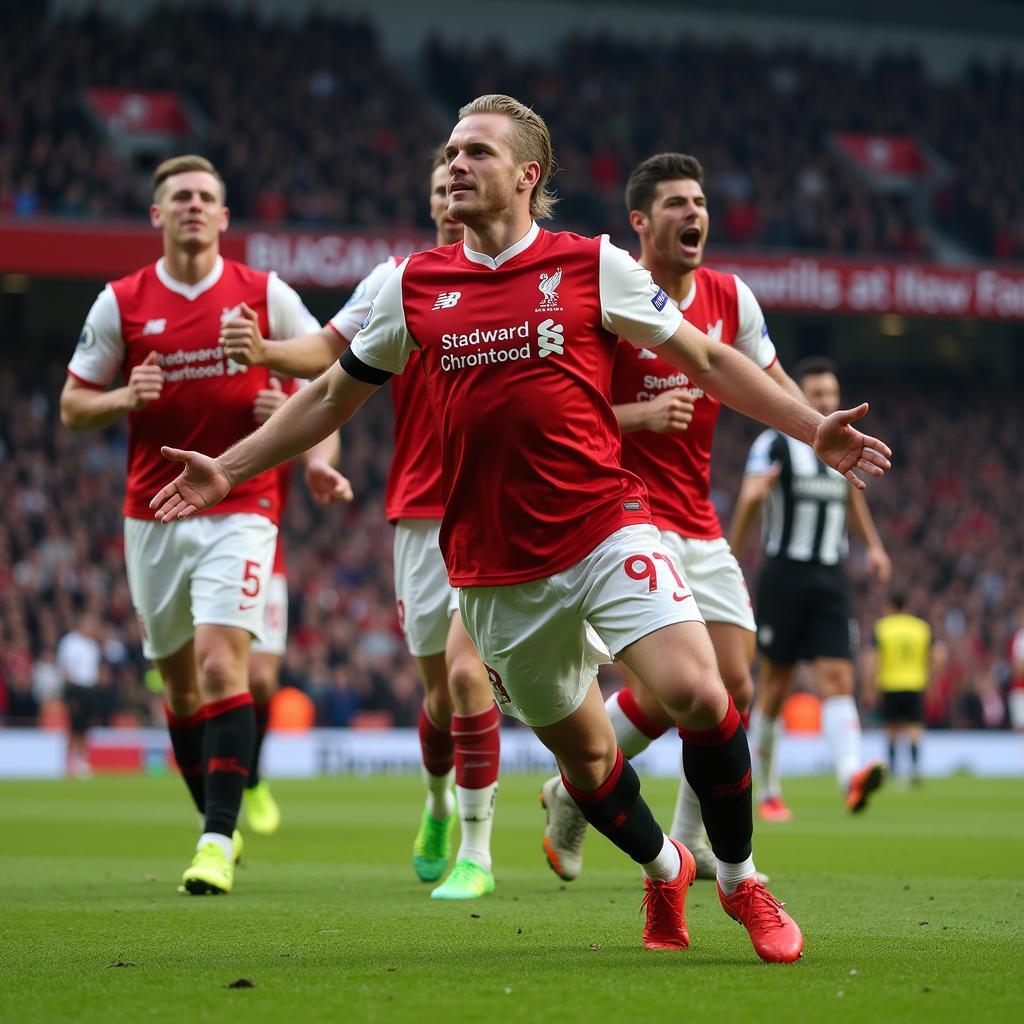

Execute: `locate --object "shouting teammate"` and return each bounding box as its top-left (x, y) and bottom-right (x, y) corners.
top-left (731, 357), bottom-right (892, 817)
top-left (61, 155), bottom-right (347, 894)
top-left (540, 152), bottom-right (805, 883)
top-left (219, 149), bottom-right (501, 901)
top-left (151, 96), bottom-right (892, 961)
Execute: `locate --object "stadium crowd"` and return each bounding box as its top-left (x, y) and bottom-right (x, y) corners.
top-left (0, 345), bottom-right (1020, 732)
top-left (1, 5), bottom-right (1022, 260)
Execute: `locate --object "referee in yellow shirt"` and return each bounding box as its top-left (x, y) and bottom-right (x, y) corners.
top-left (869, 595), bottom-right (931, 784)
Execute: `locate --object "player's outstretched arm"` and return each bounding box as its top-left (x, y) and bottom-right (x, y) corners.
top-left (150, 362), bottom-right (377, 522)
top-left (657, 322), bottom-right (891, 488)
top-left (221, 304), bottom-right (342, 378)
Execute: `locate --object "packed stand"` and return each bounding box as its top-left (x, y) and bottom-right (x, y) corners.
top-left (0, 4), bottom-right (442, 230)
top-left (0, 341), bottom-right (1020, 732)
top-left (2, 4), bottom-right (1022, 261)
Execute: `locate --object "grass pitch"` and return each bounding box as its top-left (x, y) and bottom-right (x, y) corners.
top-left (1, 772), bottom-right (1021, 1024)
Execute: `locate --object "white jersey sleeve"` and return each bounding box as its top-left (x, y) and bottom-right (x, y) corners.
top-left (347, 259), bottom-right (415, 374)
top-left (67, 285), bottom-right (124, 388)
top-left (267, 272), bottom-right (320, 340)
top-left (746, 429), bottom-right (782, 475)
top-left (733, 276), bottom-right (777, 369)
top-left (598, 237), bottom-right (683, 348)
top-left (329, 258), bottom-right (399, 342)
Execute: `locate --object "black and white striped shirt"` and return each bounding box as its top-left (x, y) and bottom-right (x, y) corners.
top-left (746, 430), bottom-right (850, 565)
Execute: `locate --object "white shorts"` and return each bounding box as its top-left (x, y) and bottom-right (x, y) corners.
top-left (393, 519), bottom-right (459, 657)
top-left (459, 524), bottom-right (705, 727)
top-left (1010, 690), bottom-right (1024, 731)
top-left (658, 533), bottom-right (756, 632)
top-left (251, 573), bottom-right (288, 657)
top-left (124, 514), bottom-right (277, 661)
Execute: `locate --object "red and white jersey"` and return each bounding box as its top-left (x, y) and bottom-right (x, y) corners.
top-left (350, 224), bottom-right (683, 587)
top-left (612, 267), bottom-right (777, 539)
top-left (330, 257), bottom-right (444, 522)
top-left (68, 256), bottom-right (318, 522)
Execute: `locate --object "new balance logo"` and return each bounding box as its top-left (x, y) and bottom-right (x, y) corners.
top-left (142, 319), bottom-right (166, 336)
top-left (207, 757), bottom-right (249, 777)
top-left (537, 318), bottom-right (565, 357)
top-left (432, 291), bottom-right (462, 310)
top-left (638, 348), bottom-right (658, 359)
top-left (706, 319), bottom-right (723, 342)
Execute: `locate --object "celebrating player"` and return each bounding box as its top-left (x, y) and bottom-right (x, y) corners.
top-left (540, 152), bottom-right (805, 883)
top-left (219, 149), bottom-right (501, 901)
top-left (150, 96), bottom-right (892, 961)
top-left (60, 155), bottom-right (347, 894)
top-left (731, 357), bottom-right (892, 817)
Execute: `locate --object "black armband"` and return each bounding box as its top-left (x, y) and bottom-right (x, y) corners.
top-left (339, 348), bottom-right (393, 385)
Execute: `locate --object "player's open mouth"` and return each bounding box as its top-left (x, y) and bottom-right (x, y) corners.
top-left (679, 227), bottom-right (702, 254)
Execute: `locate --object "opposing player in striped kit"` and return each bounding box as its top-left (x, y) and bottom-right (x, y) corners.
top-left (220, 150), bottom-right (501, 901)
top-left (152, 96), bottom-right (892, 960)
top-left (731, 357), bottom-right (892, 818)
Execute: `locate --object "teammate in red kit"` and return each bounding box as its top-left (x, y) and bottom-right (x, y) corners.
top-left (150, 97), bottom-right (892, 961)
top-left (220, 149), bottom-right (502, 901)
top-left (539, 153), bottom-right (805, 881)
top-left (243, 376), bottom-right (350, 835)
top-left (60, 155), bottom-right (347, 895)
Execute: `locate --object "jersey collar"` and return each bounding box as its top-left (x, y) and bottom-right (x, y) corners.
top-left (677, 277), bottom-right (697, 312)
top-left (462, 222), bottom-right (540, 270)
top-left (155, 255), bottom-right (224, 300)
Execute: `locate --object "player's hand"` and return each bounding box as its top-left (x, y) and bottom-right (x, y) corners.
top-left (254, 376), bottom-right (287, 424)
top-left (643, 388), bottom-right (695, 434)
top-left (127, 351), bottom-right (164, 410)
top-left (812, 404), bottom-right (892, 490)
top-left (220, 303), bottom-right (267, 366)
top-left (867, 545), bottom-right (892, 584)
top-left (304, 459), bottom-right (354, 507)
top-left (149, 447), bottom-right (232, 523)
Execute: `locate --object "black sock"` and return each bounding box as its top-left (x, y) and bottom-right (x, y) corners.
top-left (561, 749), bottom-right (663, 864)
top-left (165, 704), bottom-right (205, 813)
top-left (680, 696), bottom-right (753, 864)
top-left (248, 700), bottom-right (271, 788)
top-left (888, 739), bottom-right (897, 773)
top-left (203, 694), bottom-right (256, 837)
top-left (910, 742), bottom-right (919, 767)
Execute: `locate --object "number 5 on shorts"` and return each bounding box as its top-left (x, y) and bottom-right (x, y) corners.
top-left (624, 552), bottom-right (691, 603)
top-left (240, 559), bottom-right (262, 610)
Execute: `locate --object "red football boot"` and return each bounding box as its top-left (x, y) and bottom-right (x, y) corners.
top-left (641, 839), bottom-right (697, 950)
top-left (758, 795), bottom-right (794, 823)
top-left (845, 760), bottom-right (885, 813)
top-left (718, 878), bottom-right (804, 963)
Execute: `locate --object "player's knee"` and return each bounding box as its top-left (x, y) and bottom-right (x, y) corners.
top-left (560, 733), bottom-right (618, 790)
top-left (446, 654), bottom-right (489, 709)
top-left (248, 672), bottom-right (277, 704)
top-left (198, 650), bottom-right (247, 701)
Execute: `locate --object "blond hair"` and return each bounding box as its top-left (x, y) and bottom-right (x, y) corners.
top-left (457, 94), bottom-right (557, 220)
top-left (152, 155), bottom-right (226, 203)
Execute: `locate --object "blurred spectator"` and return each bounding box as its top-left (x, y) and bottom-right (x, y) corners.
top-left (55, 611), bottom-right (103, 776)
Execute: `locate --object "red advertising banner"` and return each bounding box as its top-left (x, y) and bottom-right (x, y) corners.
top-left (2, 218), bottom-right (1023, 320)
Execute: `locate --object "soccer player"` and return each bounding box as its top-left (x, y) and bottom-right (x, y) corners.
top-left (867, 594), bottom-right (931, 784)
top-left (244, 376), bottom-right (350, 834)
top-left (731, 357), bottom-right (892, 818)
top-left (540, 152), bottom-right (806, 883)
top-left (150, 95), bottom-right (892, 961)
top-left (219, 150), bottom-right (501, 901)
top-left (60, 155), bottom-right (347, 894)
